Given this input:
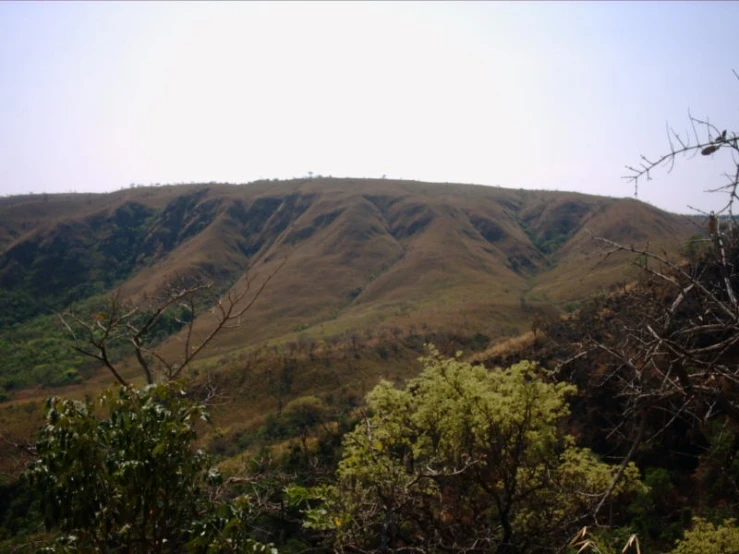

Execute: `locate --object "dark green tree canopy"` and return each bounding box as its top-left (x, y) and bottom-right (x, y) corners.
top-left (27, 384), bottom-right (276, 554)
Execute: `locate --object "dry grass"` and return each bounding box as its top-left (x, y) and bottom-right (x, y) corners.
top-left (470, 331), bottom-right (538, 364)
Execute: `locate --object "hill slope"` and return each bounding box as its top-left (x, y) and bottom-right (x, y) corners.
top-left (0, 179), bottom-right (698, 368)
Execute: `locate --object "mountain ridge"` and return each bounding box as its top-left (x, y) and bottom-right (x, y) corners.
top-left (0, 178), bottom-right (700, 361)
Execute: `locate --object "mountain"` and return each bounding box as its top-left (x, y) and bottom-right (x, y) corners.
top-left (0, 177), bottom-right (705, 481)
top-left (0, 179), bottom-right (698, 353)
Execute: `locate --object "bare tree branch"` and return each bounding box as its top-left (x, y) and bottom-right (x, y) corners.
top-left (58, 260), bottom-right (285, 386)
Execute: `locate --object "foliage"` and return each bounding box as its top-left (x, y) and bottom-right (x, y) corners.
top-left (26, 383), bottom-right (275, 553)
top-left (628, 467), bottom-right (690, 546)
top-left (0, 311), bottom-right (94, 392)
top-left (565, 516), bottom-right (739, 554)
top-left (0, 201), bottom-right (155, 330)
top-left (692, 420), bottom-right (739, 512)
top-left (670, 518), bottom-right (739, 554)
top-left (0, 290), bottom-right (201, 394)
top-left (0, 289), bottom-right (42, 329)
top-left (59, 268), bottom-right (278, 386)
top-left (282, 395), bottom-right (331, 449)
top-left (567, 526), bottom-right (641, 554)
top-left (307, 347), bottom-right (644, 553)
top-left (0, 479), bottom-right (44, 547)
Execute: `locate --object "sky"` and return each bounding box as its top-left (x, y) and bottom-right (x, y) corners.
top-left (1, 1), bottom-right (738, 214)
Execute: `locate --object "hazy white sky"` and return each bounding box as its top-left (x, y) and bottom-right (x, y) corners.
top-left (1, 1), bottom-right (737, 213)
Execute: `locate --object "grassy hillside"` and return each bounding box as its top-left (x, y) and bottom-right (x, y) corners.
top-left (0, 178), bottom-right (707, 541)
top-left (0, 179), bottom-right (698, 387)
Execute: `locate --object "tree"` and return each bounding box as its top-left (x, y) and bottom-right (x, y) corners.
top-left (283, 395), bottom-right (331, 452)
top-left (526, 89), bottom-right (739, 547)
top-left (22, 258), bottom-right (287, 551)
top-left (625, 109), bottom-right (739, 215)
top-left (558, 106), bottom-right (739, 511)
top-left (609, 109), bottom-right (739, 429)
top-left (26, 383), bottom-right (276, 554)
top-left (306, 348), bottom-right (643, 554)
top-left (670, 518), bottom-right (739, 554)
top-left (58, 266), bottom-right (281, 386)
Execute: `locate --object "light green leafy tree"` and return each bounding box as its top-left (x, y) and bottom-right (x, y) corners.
top-left (670, 518), bottom-right (739, 554)
top-left (305, 347), bottom-right (645, 553)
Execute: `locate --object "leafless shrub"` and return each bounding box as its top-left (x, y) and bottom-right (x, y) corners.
top-left (59, 262), bottom-right (283, 386)
top-left (560, 77), bottom-right (739, 519)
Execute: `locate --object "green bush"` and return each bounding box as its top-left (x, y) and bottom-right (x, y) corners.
top-left (27, 384), bottom-right (275, 553)
top-left (671, 518), bottom-right (739, 554)
top-left (307, 347), bottom-right (645, 552)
